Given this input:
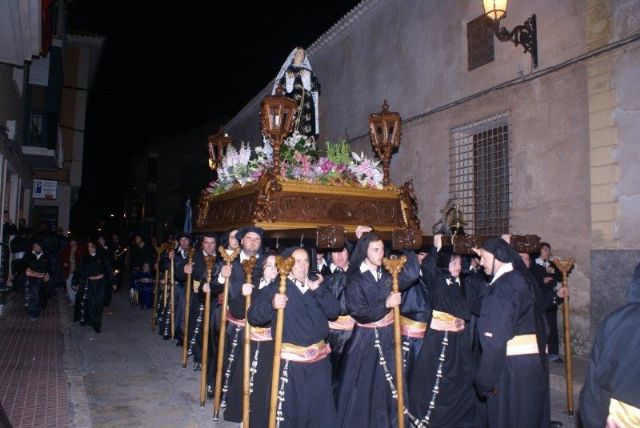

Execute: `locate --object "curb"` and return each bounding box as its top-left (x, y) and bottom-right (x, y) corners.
top-left (58, 296), bottom-right (93, 427)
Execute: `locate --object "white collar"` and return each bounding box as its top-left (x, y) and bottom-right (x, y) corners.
top-left (240, 250), bottom-right (259, 263)
top-left (359, 261), bottom-right (380, 280)
top-left (330, 263), bottom-right (346, 273)
top-left (33, 251), bottom-right (43, 260)
top-left (288, 274), bottom-right (308, 294)
top-left (318, 258), bottom-right (327, 269)
top-left (446, 277), bottom-right (461, 286)
top-left (490, 262), bottom-right (514, 285)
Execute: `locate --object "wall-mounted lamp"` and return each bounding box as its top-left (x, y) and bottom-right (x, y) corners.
top-left (483, 0), bottom-right (538, 68)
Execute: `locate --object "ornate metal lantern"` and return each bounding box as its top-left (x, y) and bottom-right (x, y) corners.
top-left (483, 0), bottom-right (538, 68)
top-left (368, 100), bottom-right (401, 187)
top-left (260, 85), bottom-right (297, 175)
top-left (207, 127), bottom-right (233, 171)
top-left (482, 0), bottom-right (507, 20)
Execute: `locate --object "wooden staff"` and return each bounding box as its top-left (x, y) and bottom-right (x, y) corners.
top-left (552, 258), bottom-right (575, 416)
top-left (242, 257), bottom-right (257, 428)
top-left (162, 270), bottom-right (169, 335)
top-left (200, 254), bottom-right (216, 407)
top-left (151, 243), bottom-right (168, 330)
top-left (213, 246), bottom-right (241, 420)
top-left (170, 249), bottom-right (176, 340)
top-left (382, 255), bottom-right (407, 428)
top-left (182, 247), bottom-right (195, 368)
top-left (268, 256), bottom-right (295, 428)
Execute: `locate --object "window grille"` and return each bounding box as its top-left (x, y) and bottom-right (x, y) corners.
top-left (449, 113), bottom-right (510, 236)
top-left (467, 15), bottom-right (495, 71)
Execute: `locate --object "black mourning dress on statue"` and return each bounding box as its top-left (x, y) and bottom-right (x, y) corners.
top-left (278, 65), bottom-right (320, 138)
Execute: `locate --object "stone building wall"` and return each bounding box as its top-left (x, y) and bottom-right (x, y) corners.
top-left (224, 0), bottom-right (640, 353)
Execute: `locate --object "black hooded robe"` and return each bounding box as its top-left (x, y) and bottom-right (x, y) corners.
top-left (476, 267), bottom-right (550, 428)
top-left (221, 253), bottom-right (266, 423)
top-left (408, 247), bottom-right (475, 428)
top-left (73, 252), bottom-right (112, 332)
top-left (579, 262), bottom-right (640, 428)
top-left (248, 276), bottom-right (340, 428)
top-left (336, 251), bottom-right (420, 428)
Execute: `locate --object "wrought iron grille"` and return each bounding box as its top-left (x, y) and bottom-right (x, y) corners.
top-left (450, 113), bottom-right (510, 236)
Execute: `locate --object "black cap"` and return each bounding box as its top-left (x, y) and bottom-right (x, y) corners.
top-left (237, 226), bottom-right (264, 241)
top-left (177, 232), bottom-right (192, 241)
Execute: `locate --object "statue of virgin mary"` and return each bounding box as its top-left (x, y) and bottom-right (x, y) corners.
top-left (273, 47), bottom-right (321, 140)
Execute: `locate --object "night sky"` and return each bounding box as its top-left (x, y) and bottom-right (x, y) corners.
top-left (67, 0), bottom-right (360, 235)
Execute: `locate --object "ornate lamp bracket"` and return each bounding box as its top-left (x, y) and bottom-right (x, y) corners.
top-left (494, 14), bottom-right (538, 68)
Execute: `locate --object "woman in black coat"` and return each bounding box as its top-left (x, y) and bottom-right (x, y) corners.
top-left (73, 240), bottom-right (112, 333)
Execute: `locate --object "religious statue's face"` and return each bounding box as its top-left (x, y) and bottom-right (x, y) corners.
top-left (291, 249), bottom-right (310, 282)
top-left (293, 48), bottom-right (305, 66)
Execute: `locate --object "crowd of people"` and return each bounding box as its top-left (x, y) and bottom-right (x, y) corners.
top-left (7, 222), bottom-right (130, 331)
top-left (11, 217), bottom-right (636, 427)
top-left (145, 225), bottom-right (583, 428)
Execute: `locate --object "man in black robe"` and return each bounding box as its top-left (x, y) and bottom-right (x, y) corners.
top-left (474, 238), bottom-right (550, 428)
top-left (162, 232), bottom-right (192, 345)
top-left (324, 243), bottom-right (354, 394)
top-left (219, 227), bottom-right (266, 422)
top-left (579, 262), bottom-right (640, 427)
top-left (25, 241), bottom-right (50, 320)
top-left (185, 233), bottom-right (221, 376)
top-left (249, 247), bottom-right (340, 427)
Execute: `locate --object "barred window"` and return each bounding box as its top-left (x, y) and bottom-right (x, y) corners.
top-left (450, 113), bottom-right (510, 236)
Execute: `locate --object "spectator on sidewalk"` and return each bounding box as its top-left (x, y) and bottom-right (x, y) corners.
top-left (536, 242), bottom-right (563, 362)
top-left (61, 237), bottom-right (85, 304)
top-left (98, 235), bottom-right (116, 308)
top-left (73, 240), bottom-right (112, 333)
top-left (25, 241), bottom-right (51, 320)
top-left (579, 262), bottom-right (640, 428)
top-left (10, 227), bottom-right (31, 293)
top-left (133, 262), bottom-right (155, 309)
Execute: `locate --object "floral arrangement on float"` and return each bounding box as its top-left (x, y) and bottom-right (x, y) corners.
top-left (205, 133), bottom-right (384, 196)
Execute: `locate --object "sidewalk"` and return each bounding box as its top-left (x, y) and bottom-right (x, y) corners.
top-left (0, 291), bottom-right (70, 428)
